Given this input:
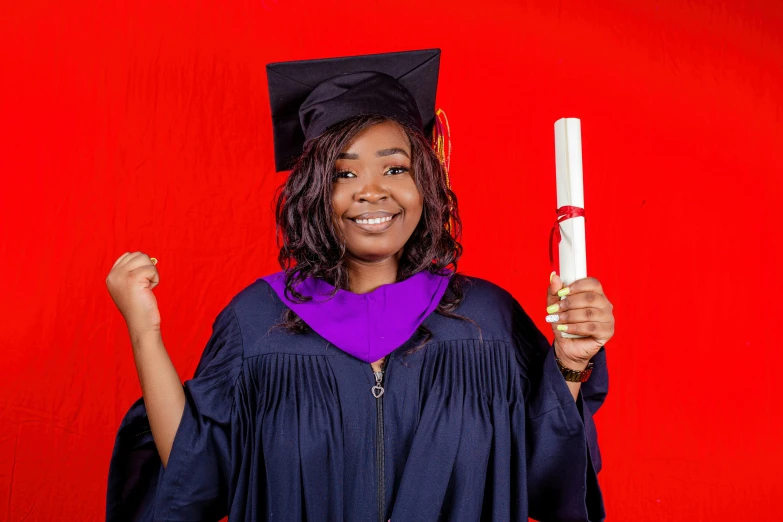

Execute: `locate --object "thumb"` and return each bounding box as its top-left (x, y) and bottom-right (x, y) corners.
top-left (547, 271), bottom-right (564, 306)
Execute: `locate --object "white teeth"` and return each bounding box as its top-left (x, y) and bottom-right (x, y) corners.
top-left (355, 215), bottom-right (393, 225)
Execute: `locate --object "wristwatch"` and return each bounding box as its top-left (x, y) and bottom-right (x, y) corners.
top-left (555, 356), bottom-right (594, 383)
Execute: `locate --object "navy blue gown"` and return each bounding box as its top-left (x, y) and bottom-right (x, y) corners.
top-left (106, 276), bottom-right (607, 521)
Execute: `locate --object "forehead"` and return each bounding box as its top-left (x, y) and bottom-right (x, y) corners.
top-left (341, 121), bottom-right (410, 152)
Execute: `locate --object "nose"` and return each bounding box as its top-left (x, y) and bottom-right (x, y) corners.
top-left (355, 180), bottom-right (389, 203)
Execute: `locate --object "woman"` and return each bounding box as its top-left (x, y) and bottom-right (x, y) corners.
top-left (106, 49), bottom-right (614, 522)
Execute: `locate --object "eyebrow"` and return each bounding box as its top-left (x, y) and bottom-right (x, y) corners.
top-left (337, 148), bottom-right (410, 160)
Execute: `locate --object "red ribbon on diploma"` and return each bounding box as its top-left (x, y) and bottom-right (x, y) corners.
top-left (549, 205), bottom-right (585, 273)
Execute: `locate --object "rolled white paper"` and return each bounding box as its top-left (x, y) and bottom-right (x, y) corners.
top-left (554, 118), bottom-right (587, 339)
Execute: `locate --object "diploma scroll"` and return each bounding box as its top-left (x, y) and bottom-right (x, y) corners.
top-left (554, 118), bottom-right (587, 339)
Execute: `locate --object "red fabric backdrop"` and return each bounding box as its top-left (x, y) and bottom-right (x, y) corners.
top-left (1, 0), bottom-right (781, 520)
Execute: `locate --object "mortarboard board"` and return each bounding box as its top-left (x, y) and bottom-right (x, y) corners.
top-left (266, 48), bottom-right (441, 172)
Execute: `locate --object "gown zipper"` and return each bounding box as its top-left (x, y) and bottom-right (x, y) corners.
top-left (372, 358), bottom-right (389, 522)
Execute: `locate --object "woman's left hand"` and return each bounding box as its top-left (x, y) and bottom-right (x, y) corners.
top-left (546, 273), bottom-right (615, 369)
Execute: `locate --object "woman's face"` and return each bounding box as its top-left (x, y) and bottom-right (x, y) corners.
top-left (331, 120), bottom-right (423, 264)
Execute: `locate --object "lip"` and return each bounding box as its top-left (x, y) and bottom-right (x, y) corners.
top-left (349, 211), bottom-right (399, 220)
top-left (347, 211), bottom-right (401, 233)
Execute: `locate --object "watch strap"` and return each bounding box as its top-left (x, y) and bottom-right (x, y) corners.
top-left (555, 356), bottom-right (594, 383)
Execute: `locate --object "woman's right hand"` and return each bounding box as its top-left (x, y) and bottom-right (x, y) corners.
top-left (106, 252), bottom-right (161, 337)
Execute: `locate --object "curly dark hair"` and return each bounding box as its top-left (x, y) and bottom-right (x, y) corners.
top-left (273, 114), bottom-right (474, 352)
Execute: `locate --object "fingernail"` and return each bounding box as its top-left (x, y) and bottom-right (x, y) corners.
top-left (545, 314), bottom-right (559, 323)
top-left (557, 287), bottom-right (570, 297)
top-left (546, 303), bottom-right (559, 314)
top-left (557, 324), bottom-right (568, 331)
top-left (549, 271), bottom-right (556, 283)
top-left (150, 257), bottom-right (158, 265)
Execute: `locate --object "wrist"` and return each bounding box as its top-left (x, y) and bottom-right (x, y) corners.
top-left (128, 326), bottom-right (162, 348)
top-left (554, 345), bottom-right (591, 371)
top-left (555, 355), bottom-right (594, 383)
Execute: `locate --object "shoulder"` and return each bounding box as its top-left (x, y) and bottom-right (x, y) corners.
top-left (458, 275), bottom-right (516, 304)
top-left (231, 273), bottom-right (284, 308)
top-left (424, 274), bottom-right (519, 342)
top-left (453, 274), bottom-right (518, 320)
top-left (456, 275), bottom-right (543, 336)
top-left (226, 273), bottom-right (288, 329)
top-left (223, 272), bottom-right (338, 357)
top-left (447, 274), bottom-right (550, 363)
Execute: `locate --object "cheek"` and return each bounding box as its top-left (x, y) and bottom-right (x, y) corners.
top-left (405, 193), bottom-right (424, 225)
top-left (399, 181), bottom-right (423, 214)
top-left (331, 187), bottom-right (351, 218)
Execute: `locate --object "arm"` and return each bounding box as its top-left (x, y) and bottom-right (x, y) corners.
top-left (129, 329), bottom-right (185, 468)
top-left (526, 346), bottom-right (608, 522)
top-left (514, 271), bottom-right (613, 521)
top-left (106, 252), bottom-right (186, 468)
top-left (108, 303), bottom-right (243, 521)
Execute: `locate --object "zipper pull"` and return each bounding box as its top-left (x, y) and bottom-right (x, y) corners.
top-left (372, 371), bottom-right (384, 399)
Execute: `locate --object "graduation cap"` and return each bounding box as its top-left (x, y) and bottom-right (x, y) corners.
top-left (266, 48), bottom-right (441, 172)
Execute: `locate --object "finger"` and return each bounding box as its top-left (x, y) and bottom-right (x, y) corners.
top-left (123, 252), bottom-right (157, 271)
top-left (556, 276), bottom-right (604, 298)
top-left (134, 252), bottom-right (158, 266)
top-left (129, 265), bottom-right (160, 286)
top-left (552, 292), bottom-right (610, 313)
top-left (150, 266), bottom-right (160, 288)
top-left (116, 251), bottom-right (145, 269)
top-left (554, 321), bottom-right (612, 339)
top-left (546, 307), bottom-right (608, 325)
top-left (112, 252), bottom-right (132, 270)
top-left (547, 272), bottom-right (564, 306)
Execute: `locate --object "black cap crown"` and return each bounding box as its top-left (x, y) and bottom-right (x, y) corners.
top-left (266, 49), bottom-right (441, 171)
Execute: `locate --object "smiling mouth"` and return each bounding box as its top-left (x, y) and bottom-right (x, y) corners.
top-left (348, 212), bottom-right (401, 231)
top-left (354, 215), bottom-right (394, 225)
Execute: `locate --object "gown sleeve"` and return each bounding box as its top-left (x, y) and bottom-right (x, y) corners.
top-left (512, 299), bottom-right (608, 522)
top-left (106, 301), bottom-right (244, 522)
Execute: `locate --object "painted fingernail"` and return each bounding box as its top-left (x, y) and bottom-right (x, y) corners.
top-left (545, 314), bottom-right (559, 323)
top-left (549, 271), bottom-right (556, 283)
top-left (557, 324), bottom-right (568, 331)
top-left (546, 303), bottom-right (559, 314)
top-left (557, 287), bottom-right (570, 297)
top-left (150, 257), bottom-right (158, 265)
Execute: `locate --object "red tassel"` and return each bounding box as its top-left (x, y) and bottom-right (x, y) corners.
top-left (432, 108), bottom-right (455, 236)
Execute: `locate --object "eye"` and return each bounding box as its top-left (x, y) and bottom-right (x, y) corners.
top-left (333, 170), bottom-right (356, 180)
top-left (386, 166), bottom-right (409, 176)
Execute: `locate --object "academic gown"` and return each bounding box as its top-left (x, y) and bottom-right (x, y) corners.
top-left (106, 275), bottom-right (608, 521)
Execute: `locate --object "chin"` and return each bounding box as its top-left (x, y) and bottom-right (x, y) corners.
top-left (349, 249), bottom-right (400, 263)
top-left (346, 241), bottom-right (405, 262)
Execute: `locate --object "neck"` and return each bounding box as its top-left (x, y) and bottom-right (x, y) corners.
top-left (345, 254), bottom-right (401, 294)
